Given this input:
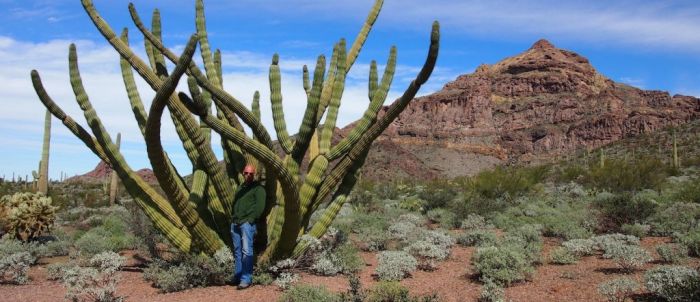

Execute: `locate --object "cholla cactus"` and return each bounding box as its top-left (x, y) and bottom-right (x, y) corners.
top-left (31, 0), bottom-right (439, 263)
top-left (0, 192), bottom-right (58, 241)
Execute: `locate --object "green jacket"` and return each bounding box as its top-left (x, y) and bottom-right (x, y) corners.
top-left (232, 181), bottom-right (266, 224)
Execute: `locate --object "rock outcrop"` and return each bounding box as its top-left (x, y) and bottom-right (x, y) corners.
top-left (361, 39), bottom-right (700, 180)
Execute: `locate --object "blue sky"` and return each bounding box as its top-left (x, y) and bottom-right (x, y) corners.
top-left (1, 0), bottom-right (699, 181)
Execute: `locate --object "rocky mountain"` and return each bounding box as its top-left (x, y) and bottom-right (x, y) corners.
top-left (73, 39), bottom-right (699, 183)
top-left (358, 39), bottom-right (700, 180)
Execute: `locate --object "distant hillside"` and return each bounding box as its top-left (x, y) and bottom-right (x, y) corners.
top-left (357, 39), bottom-right (699, 181)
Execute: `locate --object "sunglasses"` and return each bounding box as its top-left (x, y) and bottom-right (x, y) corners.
top-left (242, 172), bottom-right (254, 175)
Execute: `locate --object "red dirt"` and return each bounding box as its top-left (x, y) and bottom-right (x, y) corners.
top-left (2, 236), bottom-right (698, 302)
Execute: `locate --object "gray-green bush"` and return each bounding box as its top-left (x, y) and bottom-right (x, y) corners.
top-left (471, 246), bottom-right (533, 286)
top-left (375, 251), bottom-right (418, 281)
top-left (0, 252), bottom-right (35, 284)
top-left (278, 284), bottom-right (339, 302)
top-left (597, 277), bottom-right (639, 302)
top-left (644, 265), bottom-right (700, 302)
top-left (457, 230), bottom-right (498, 247)
top-left (656, 243), bottom-right (688, 264)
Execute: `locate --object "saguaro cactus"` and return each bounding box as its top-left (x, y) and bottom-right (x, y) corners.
top-left (31, 0), bottom-right (439, 261)
top-left (37, 109), bottom-right (51, 194)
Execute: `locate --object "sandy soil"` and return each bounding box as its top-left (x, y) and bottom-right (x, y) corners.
top-left (1, 236), bottom-right (698, 302)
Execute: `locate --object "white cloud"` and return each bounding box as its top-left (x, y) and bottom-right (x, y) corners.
top-left (377, 0), bottom-right (700, 53)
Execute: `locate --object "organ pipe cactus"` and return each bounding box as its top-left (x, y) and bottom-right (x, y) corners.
top-left (37, 109), bottom-right (51, 194)
top-left (30, 0), bottom-right (439, 262)
top-left (109, 133), bottom-right (121, 205)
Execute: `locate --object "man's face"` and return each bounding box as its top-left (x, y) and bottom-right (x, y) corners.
top-left (243, 166), bottom-right (255, 183)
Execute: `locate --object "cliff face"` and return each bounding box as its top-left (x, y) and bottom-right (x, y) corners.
top-left (362, 39), bottom-right (699, 180)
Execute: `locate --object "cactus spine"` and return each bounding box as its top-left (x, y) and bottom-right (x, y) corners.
top-left (37, 109), bottom-right (51, 194)
top-left (31, 0), bottom-right (439, 261)
top-left (109, 133), bottom-right (121, 205)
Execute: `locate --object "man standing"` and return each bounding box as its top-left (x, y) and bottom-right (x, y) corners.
top-left (231, 164), bottom-right (266, 289)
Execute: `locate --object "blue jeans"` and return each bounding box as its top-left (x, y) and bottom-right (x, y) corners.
top-left (231, 222), bottom-right (256, 284)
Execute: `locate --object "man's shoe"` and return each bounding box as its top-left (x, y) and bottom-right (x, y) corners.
top-left (237, 283), bottom-right (251, 290)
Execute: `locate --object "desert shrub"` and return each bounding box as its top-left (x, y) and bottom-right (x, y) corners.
top-left (47, 262), bottom-right (73, 281)
top-left (375, 182), bottom-right (402, 200)
top-left (61, 251), bottom-right (125, 302)
top-left (490, 197), bottom-right (594, 240)
top-left (583, 156), bottom-right (669, 192)
top-left (464, 166), bottom-right (548, 201)
top-left (73, 213), bottom-right (139, 256)
top-left (501, 224), bottom-right (543, 264)
top-left (648, 202), bottom-right (700, 236)
top-left (399, 196), bottom-right (425, 212)
top-left (562, 238), bottom-right (596, 257)
top-left (460, 214), bottom-right (492, 230)
top-left (620, 223), bottom-right (650, 238)
top-left (549, 247), bottom-right (578, 265)
top-left (278, 284), bottom-right (339, 302)
top-left (404, 240), bottom-right (447, 271)
top-left (644, 265), bottom-right (700, 302)
top-left (479, 279), bottom-right (505, 302)
top-left (0, 235), bottom-right (68, 261)
top-left (356, 227), bottom-right (389, 252)
top-left (143, 247), bottom-right (233, 293)
top-left (593, 191), bottom-right (658, 228)
top-left (674, 178), bottom-right (700, 204)
top-left (419, 179), bottom-right (458, 211)
top-left (456, 194), bottom-right (511, 217)
top-left (398, 213), bottom-right (425, 226)
top-left (597, 277), bottom-right (639, 302)
top-left (367, 281), bottom-right (411, 302)
top-left (457, 230), bottom-right (498, 247)
top-left (388, 221), bottom-right (420, 242)
top-left (676, 228), bottom-right (700, 256)
top-left (593, 234), bottom-right (640, 257)
top-left (426, 208), bottom-right (459, 229)
top-left (375, 251), bottom-right (418, 281)
top-left (338, 275), bottom-right (365, 302)
top-left (401, 230), bottom-right (454, 271)
top-left (424, 229), bottom-right (456, 248)
top-left (0, 252), bottom-right (35, 284)
top-left (657, 244), bottom-right (688, 264)
top-left (273, 272), bottom-right (300, 290)
top-left (605, 244), bottom-right (652, 272)
top-left (0, 192), bottom-right (58, 241)
top-left (311, 243), bottom-right (363, 276)
top-left (471, 246), bottom-right (533, 286)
